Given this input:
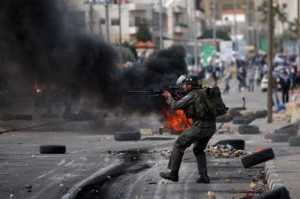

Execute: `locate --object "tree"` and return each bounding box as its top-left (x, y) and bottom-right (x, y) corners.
top-left (197, 30), bottom-right (231, 41)
top-left (288, 19), bottom-right (299, 39)
top-left (257, 0), bottom-right (289, 52)
top-left (136, 18), bottom-right (152, 42)
top-left (257, 0), bottom-right (288, 25)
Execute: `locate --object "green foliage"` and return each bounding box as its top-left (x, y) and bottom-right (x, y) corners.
top-left (136, 19), bottom-right (152, 42)
top-left (122, 41), bottom-right (137, 59)
top-left (197, 30), bottom-right (231, 41)
top-left (274, 31), bottom-right (297, 52)
top-left (257, 0), bottom-right (288, 24)
top-left (288, 19), bottom-right (299, 39)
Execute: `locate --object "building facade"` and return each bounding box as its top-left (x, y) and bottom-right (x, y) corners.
top-left (59, 0), bottom-right (205, 57)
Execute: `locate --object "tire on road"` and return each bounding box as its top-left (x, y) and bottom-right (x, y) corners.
top-left (241, 148), bottom-right (275, 168)
top-left (228, 107), bottom-right (244, 117)
top-left (233, 115), bottom-right (254, 125)
top-left (114, 131), bottom-right (141, 141)
top-left (216, 114), bottom-right (233, 123)
top-left (238, 125), bottom-right (260, 134)
top-left (254, 109), bottom-right (267, 119)
top-left (264, 134), bottom-right (289, 142)
top-left (13, 114), bottom-right (33, 120)
top-left (274, 123), bottom-right (299, 136)
top-left (255, 186), bottom-right (290, 199)
top-left (288, 136), bottom-right (300, 146)
top-left (40, 145), bottom-right (66, 154)
top-left (214, 139), bottom-right (245, 150)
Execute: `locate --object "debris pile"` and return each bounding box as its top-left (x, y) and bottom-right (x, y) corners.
top-left (205, 144), bottom-right (247, 158)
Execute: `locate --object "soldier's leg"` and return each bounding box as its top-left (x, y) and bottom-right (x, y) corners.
top-left (193, 127), bottom-right (215, 183)
top-left (167, 126), bottom-right (199, 172)
top-left (160, 126), bottom-right (200, 182)
top-left (193, 134), bottom-right (213, 174)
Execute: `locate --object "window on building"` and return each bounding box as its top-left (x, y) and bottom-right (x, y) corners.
top-left (100, 19), bottom-right (106, 25)
top-left (135, 16), bottom-right (141, 26)
top-left (67, 11), bottom-right (85, 27)
top-left (111, 18), bottom-right (120, 26)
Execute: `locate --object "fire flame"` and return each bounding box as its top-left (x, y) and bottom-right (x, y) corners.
top-left (164, 108), bottom-right (192, 133)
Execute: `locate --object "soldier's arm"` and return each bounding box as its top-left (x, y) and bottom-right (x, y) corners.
top-left (166, 92), bottom-right (197, 110)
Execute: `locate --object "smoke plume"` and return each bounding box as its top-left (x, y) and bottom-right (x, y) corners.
top-left (0, 0), bottom-right (188, 118)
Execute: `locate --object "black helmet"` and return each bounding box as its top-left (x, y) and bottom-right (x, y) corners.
top-left (182, 75), bottom-right (200, 86)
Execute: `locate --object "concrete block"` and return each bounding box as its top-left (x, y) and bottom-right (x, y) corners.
top-left (140, 128), bottom-right (154, 135)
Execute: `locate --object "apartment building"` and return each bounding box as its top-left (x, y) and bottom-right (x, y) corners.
top-left (58, 0), bottom-right (205, 57)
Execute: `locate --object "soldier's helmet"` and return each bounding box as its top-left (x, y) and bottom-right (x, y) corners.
top-left (176, 75), bottom-right (200, 86)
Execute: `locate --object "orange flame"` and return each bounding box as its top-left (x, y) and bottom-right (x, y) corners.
top-left (164, 108), bottom-right (192, 133)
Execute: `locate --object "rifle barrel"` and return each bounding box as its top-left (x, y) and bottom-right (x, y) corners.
top-left (127, 91), bottom-right (152, 93)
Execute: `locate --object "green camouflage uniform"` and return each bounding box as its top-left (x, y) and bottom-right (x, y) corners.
top-left (166, 89), bottom-right (216, 174)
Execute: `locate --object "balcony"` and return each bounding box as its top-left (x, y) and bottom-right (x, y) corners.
top-left (173, 26), bottom-right (183, 34)
top-left (195, 10), bottom-right (204, 19)
top-left (128, 3), bottom-right (149, 11)
top-left (173, 5), bottom-right (182, 14)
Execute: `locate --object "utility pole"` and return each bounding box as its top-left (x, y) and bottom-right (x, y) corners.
top-left (118, 1), bottom-right (123, 64)
top-left (212, 0), bottom-right (216, 46)
top-left (246, 0), bottom-right (250, 45)
top-left (298, 0), bottom-right (300, 73)
top-left (193, 0), bottom-right (198, 73)
top-left (267, 0), bottom-right (274, 123)
top-left (233, 0), bottom-right (238, 52)
top-left (89, 1), bottom-right (94, 35)
top-left (159, 0), bottom-right (163, 49)
top-left (105, 0), bottom-right (110, 41)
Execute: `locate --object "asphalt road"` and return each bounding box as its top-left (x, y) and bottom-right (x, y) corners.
top-left (1, 80), bottom-right (299, 199)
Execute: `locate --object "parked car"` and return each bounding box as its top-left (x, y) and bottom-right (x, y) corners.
top-left (260, 74), bottom-right (280, 92)
top-left (273, 53), bottom-right (287, 65)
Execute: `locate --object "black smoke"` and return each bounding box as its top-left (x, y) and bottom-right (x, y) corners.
top-left (0, 0), bottom-right (188, 116)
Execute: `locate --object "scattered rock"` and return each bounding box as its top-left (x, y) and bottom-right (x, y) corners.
top-left (207, 191), bottom-right (216, 199)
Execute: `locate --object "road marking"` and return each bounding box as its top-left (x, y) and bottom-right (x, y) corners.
top-left (57, 159), bottom-right (66, 166)
top-left (65, 160), bottom-right (74, 167)
top-left (36, 169), bottom-right (55, 180)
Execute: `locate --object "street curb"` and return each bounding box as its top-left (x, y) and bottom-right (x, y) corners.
top-left (264, 160), bottom-right (285, 190)
top-left (0, 119), bottom-right (65, 134)
top-left (61, 159), bottom-right (125, 199)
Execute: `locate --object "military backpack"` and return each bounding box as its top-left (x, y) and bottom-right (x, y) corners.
top-left (186, 86), bottom-right (228, 120)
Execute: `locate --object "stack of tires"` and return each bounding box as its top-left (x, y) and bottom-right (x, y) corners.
top-left (264, 123), bottom-right (300, 146)
top-left (238, 125), bottom-right (260, 135)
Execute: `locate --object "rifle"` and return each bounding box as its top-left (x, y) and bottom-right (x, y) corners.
top-left (127, 86), bottom-right (185, 97)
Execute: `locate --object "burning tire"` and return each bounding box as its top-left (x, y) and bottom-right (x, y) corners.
top-left (40, 145), bottom-right (66, 154)
top-left (214, 139), bottom-right (245, 150)
top-left (241, 148), bottom-right (275, 168)
top-left (255, 186), bottom-right (290, 199)
top-left (238, 125), bottom-right (260, 134)
top-left (114, 131), bottom-right (141, 141)
top-left (288, 136), bottom-right (300, 146)
top-left (264, 134), bottom-right (289, 142)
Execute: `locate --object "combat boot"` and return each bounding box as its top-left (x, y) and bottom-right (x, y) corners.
top-left (196, 173), bottom-right (210, 183)
top-left (159, 171), bottom-right (179, 182)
